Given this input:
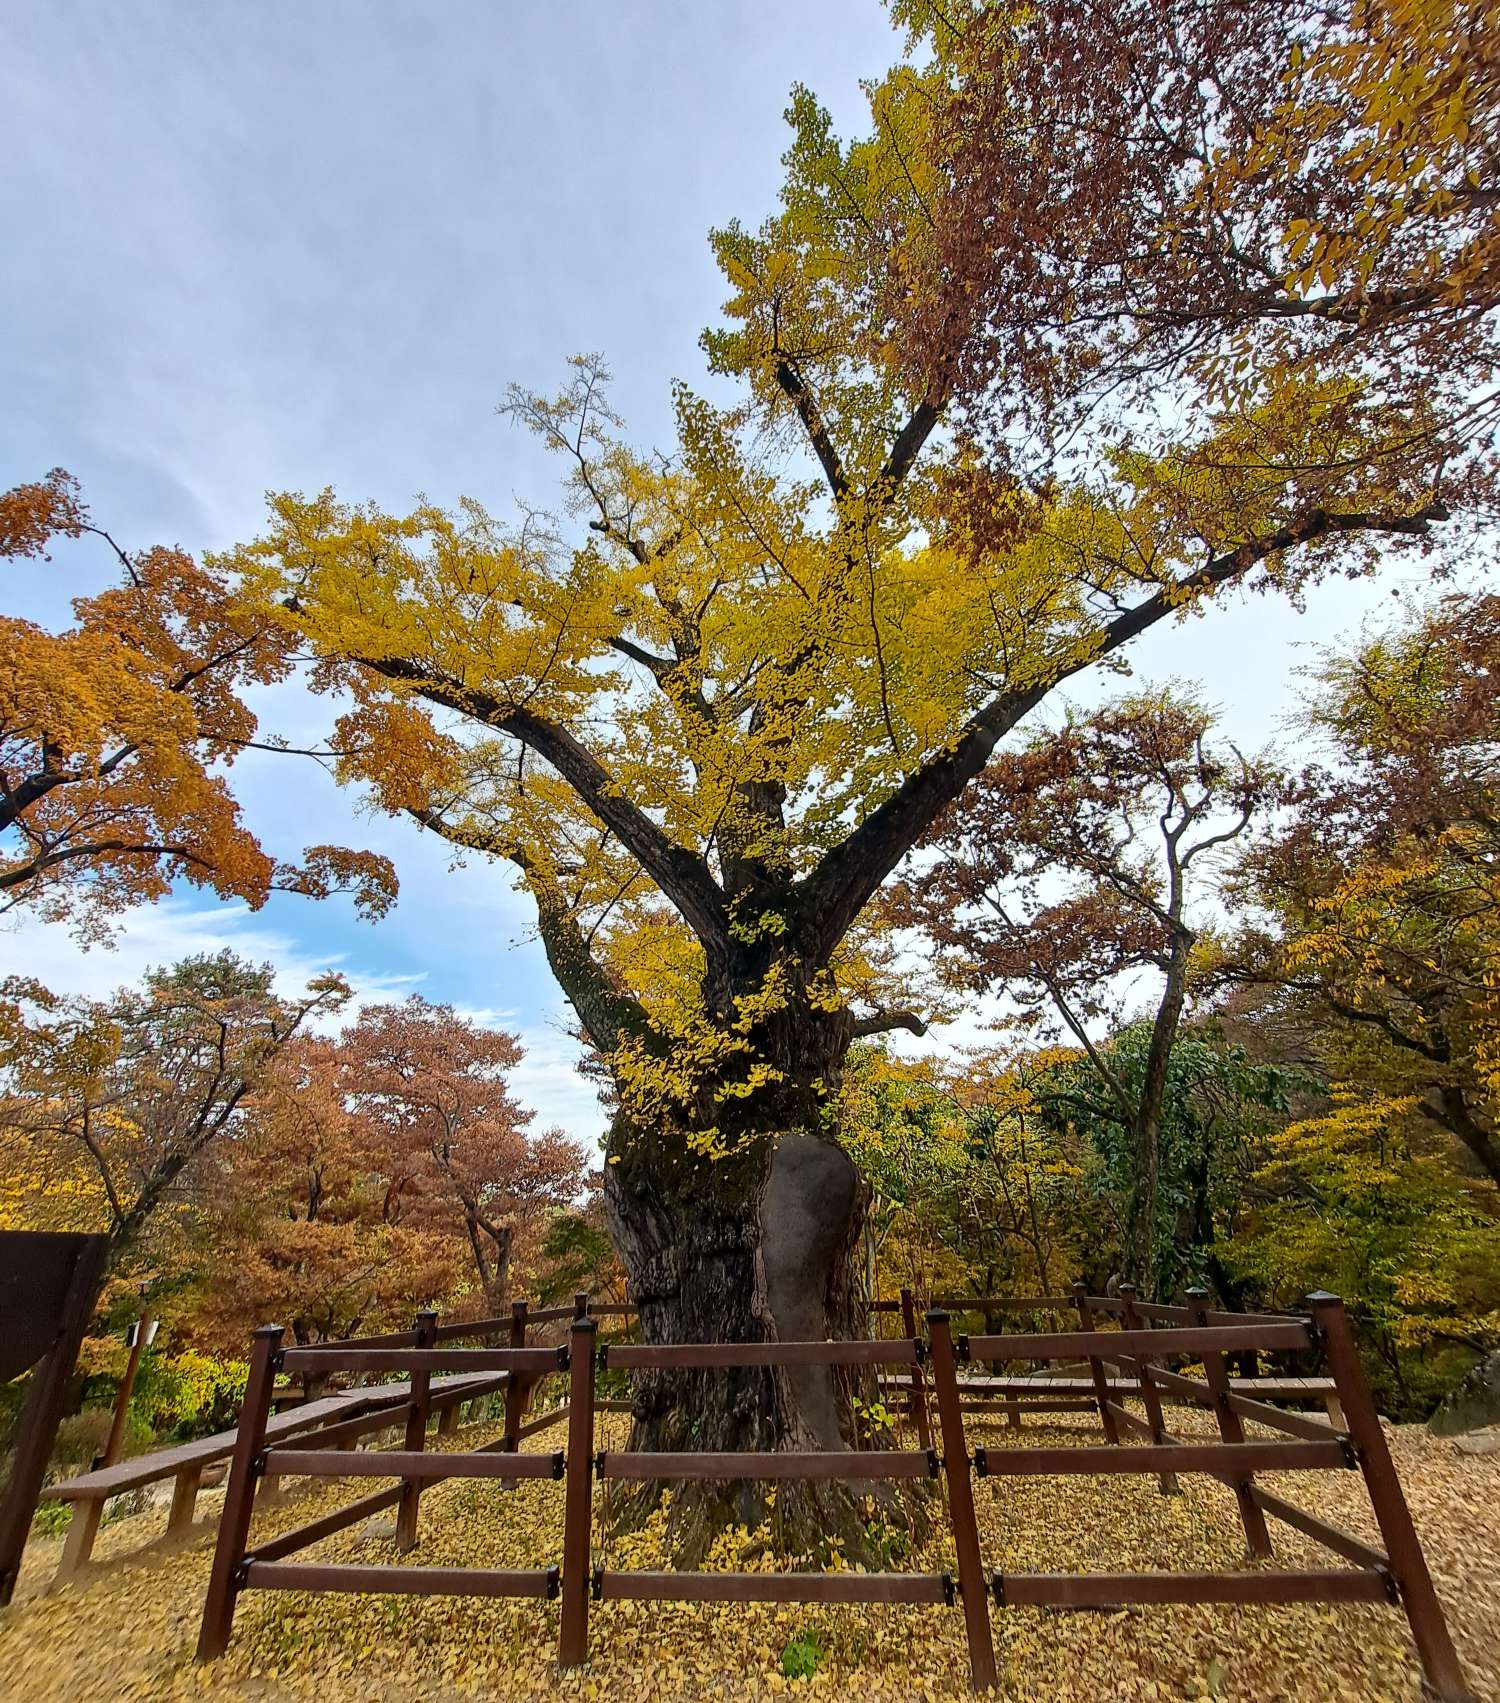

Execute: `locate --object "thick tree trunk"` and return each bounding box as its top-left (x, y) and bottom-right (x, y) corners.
top-left (603, 1123), bottom-right (901, 1561)
top-left (1423, 1083), bottom-right (1500, 1187)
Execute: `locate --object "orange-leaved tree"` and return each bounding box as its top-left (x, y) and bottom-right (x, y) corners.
top-left (888, 0), bottom-right (1497, 496)
top-left (190, 1036), bottom-right (467, 1359)
top-left (0, 951), bottom-right (350, 1281)
top-left (341, 998), bottom-right (589, 1310)
top-left (0, 468), bottom-right (396, 938)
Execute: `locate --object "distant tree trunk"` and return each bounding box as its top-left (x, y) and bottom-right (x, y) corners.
top-left (1125, 928), bottom-right (1193, 1296)
top-left (461, 1212), bottom-right (514, 1312)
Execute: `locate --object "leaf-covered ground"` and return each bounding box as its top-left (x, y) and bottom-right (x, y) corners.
top-left (3, 1407), bottom-right (1495, 1701)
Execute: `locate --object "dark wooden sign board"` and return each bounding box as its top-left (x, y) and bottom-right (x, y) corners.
top-left (0, 1230), bottom-right (108, 1605)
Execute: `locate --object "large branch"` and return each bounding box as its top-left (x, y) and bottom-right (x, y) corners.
top-left (799, 499), bottom-right (1450, 964)
top-left (850, 1008), bottom-right (928, 1038)
top-left (0, 735), bottom-right (141, 832)
top-left (877, 400), bottom-right (941, 495)
top-left (409, 807), bottom-right (651, 1057)
top-left (367, 656), bottom-right (728, 955)
top-left (775, 361), bottom-right (849, 502)
top-left (0, 837), bottom-right (215, 895)
top-left (774, 364), bottom-right (939, 513)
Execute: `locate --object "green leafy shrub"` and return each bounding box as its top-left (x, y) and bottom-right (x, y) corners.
top-left (780, 1632), bottom-right (823, 1680)
top-left (29, 1500), bottom-right (71, 1538)
top-left (132, 1349), bottom-right (248, 1439)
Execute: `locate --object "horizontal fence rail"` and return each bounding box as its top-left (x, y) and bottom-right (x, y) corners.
top-left (594, 1568), bottom-right (956, 1605)
top-left (243, 1561), bottom-right (560, 1599)
top-left (962, 1323), bottom-right (1314, 1361)
top-left (992, 1569), bottom-right (1394, 1608)
top-left (192, 1287), bottom-right (1470, 1702)
top-left (261, 1447), bottom-right (566, 1481)
top-left (601, 1338), bottom-right (921, 1370)
top-left (596, 1449), bottom-right (940, 1481)
top-left (974, 1440), bottom-right (1351, 1476)
top-left (277, 1345), bottom-right (563, 1375)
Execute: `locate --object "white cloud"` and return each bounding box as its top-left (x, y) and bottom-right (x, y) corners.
top-left (506, 1024), bottom-right (610, 1152)
top-left (0, 897), bottom-right (402, 1004)
top-left (0, 896), bottom-right (608, 1144)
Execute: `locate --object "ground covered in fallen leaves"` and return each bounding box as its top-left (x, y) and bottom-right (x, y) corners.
top-left (2, 1404), bottom-right (1495, 1702)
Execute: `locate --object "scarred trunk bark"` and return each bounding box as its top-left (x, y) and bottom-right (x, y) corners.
top-left (603, 1126), bottom-right (884, 1560)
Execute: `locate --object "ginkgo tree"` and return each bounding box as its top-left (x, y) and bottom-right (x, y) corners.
top-left (217, 6), bottom-right (1491, 1552)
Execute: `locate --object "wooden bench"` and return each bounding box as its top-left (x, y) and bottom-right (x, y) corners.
top-left (882, 1373), bottom-right (1344, 1429)
top-left (40, 1370), bottom-right (506, 1587)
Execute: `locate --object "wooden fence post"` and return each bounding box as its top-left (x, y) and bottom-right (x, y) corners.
top-left (1071, 1283), bottom-right (1119, 1445)
top-left (500, 1298), bottom-right (530, 1492)
top-left (1306, 1293), bottom-right (1473, 1702)
top-left (558, 1315), bottom-right (597, 1669)
top-left (102, 1300), bottom-right (152, 1468)
top-left (197, 1324), bottom-right (282, 1661)
top-left (900, 1288), bottom-right (932, 1452)
top-left (0, 1233), bottom-right (106, 1607)
top-left (395, 1309), bottom-right (438, 1551)
top-left (1184, 1289), bottom-right (1271, 1556)
top-left (927, 1310), bottom-right (998, 1692)
top-left (1119, 1284), bottom-right (1179, 1495)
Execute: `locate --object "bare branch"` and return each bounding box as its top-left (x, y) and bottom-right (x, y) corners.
top-left (850, 1008), bottom-right (929, 1038)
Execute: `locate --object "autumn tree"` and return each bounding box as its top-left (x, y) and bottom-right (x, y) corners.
top-left (0, 951), bottom-right (349, 1279)
top-left (1226, 1085), bottom-right (1500, 1416)
top-left (341, 998), bottom-right (587, 1309)
top-left (841, 1046), bottom-right (1094, 1312)
top-left (893, 695), bottom-right (1280, 1289)
top-left (215, 13), bottom-right (1487, 1552)
top-left (190, 1036), bottom-right (464, 1357)
top-left (1231, 591), bottom-right (1500, 1186)
top-left (1031, 1025), bottom-right (1299, 1312)
top-left (0, 469), bottom-right (396, 937)
top-left (890, 0), bottom-right (1497, 501)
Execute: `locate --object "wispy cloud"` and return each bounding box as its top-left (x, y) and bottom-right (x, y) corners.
top-left (0, 897), bottom-right (423, 1009)
top-left (0, 896), bottom-right (608, 1143)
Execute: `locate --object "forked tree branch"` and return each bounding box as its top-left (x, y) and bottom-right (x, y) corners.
top-left (799, 499), bottom-right (1451, 964)
top-left (367, 656), bottom-right (729, 960)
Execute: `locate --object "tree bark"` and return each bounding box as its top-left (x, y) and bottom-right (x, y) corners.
top-left (1124, 933), bottom-right (1192, 1294)
top-left (513, 850), bottom-right (924, 1559)
top-left (1420, 1083), bottom-right (1500, 1187)
top-left (603, 1120), bottom-right (898, 1561)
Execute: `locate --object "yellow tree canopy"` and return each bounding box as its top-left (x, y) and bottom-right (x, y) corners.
top-left (220, 51), bottom-right (1466, 1143)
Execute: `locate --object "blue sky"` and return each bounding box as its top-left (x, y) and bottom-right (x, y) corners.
top-left (0, 1), bottom-right (1445, 1146)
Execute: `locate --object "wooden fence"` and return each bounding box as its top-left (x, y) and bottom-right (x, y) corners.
top-left (0, 1231), bottom-right (108, 1606)
top-left (195, 1289), bottom-right (1473, 1700)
